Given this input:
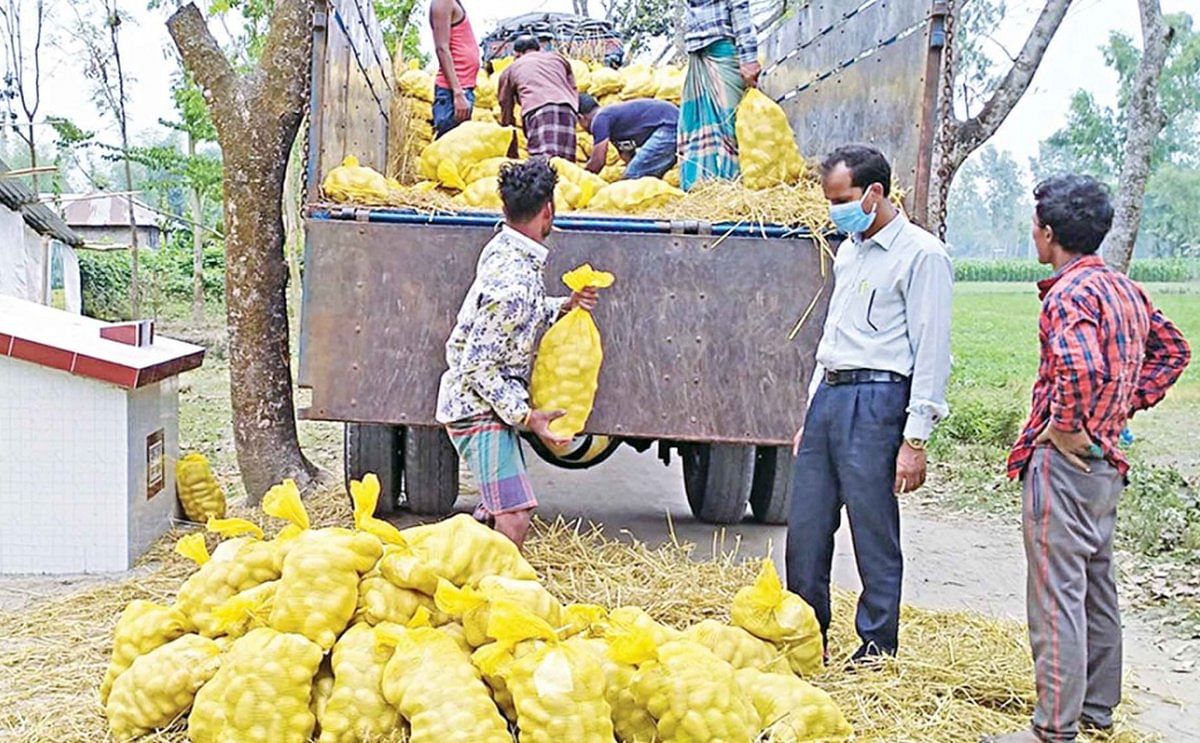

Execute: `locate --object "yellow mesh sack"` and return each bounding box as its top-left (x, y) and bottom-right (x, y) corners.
top-left (550, 157), bottom-right (606, 207)
top-left (684, 619), bottom-right (791, 674)
top-left (619, 64), bottom-right (658, 100)
top-left (317, 622), bottom-right (403, 743)
top-left (311, 659), bottom-right (334, 730)
top-left (471, 107), bottom-right (497, 125)
top-left (176, 453), bottom-right (226, 523)
top-left (600, 92), bottom-right (622, 107)
top-left (376, 620), bottom-right (511, 743)
top-left (269, 527), bottom-right (383, 650)
top-left (576, 130), bottom-right (594, 161)
top-left (589, 177), bottom-right (682, 212)
top-left (440, 621), bottom-right (474, 655)
top-left (589, 67), bottom-right (622, 97)
top-left (210, 579), bottom-right (278, 641)
top-left (465, 156), bottom-right (518, 184)
top-left (99, 600), bottom-right (190, 705)
top-left (475, 70), bottom-right (498, 109)
top-left (735, 88), bottom-right (806, 190)
top-left (379, 513), bottom-right (538, 595)
top-left (452, 176), bottom-right (503, 209)
top-left (491, 56), bottom-right (514, 74)
top-left (612, 629), bottom-right (758, 743)
top-left (606, 605), bottom-right (683, 647)
top-left (470, 635), bottom-right (541, 722)
top-left (409, 97), bottom-right (434, 123)
top-left (418, 121), bottom-right (515, 189)
top-left (530, 264), bottom-right (615, 438)
top-left (322, 155), bottom-right (393, 204)
top-left (561, 603), bottom-right (608, 638)
top-left (575, 637), bottom-right (658, 743)
top-left (188, 627), bottom-right (325, 743)
top-left (570, 58), bottom-right (592, 92)
top-left (482, 601), bottom-right (615, 743)
top-left (174, 534), bottom-right (280, 638)
top-left (599, 163), bottom-right (625, 183)
top-left (398, 61), bottom-right (434, 102)
top-left (355, 569), bottom-right (444, 626)
top-left (655, 67), bottom-right (685, 104)
top-left (735, 667), bottom-right (853, 742)
top-left (435, 575), bottom-right (563, 648)
top-left (731, 560), bottom-right (823, 676)
top-left (105, 633), bottom-right (221, 741)
top-left (663, 167), bottom-right (681, 188)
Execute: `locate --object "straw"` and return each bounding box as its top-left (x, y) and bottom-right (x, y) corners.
top-left (0, 488), bottom-right (1155, 742)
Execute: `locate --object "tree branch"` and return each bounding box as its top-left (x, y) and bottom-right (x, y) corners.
top-left (258, 0), bottom-right (313, 118)
top-left (167, 3), bottom-right (237, 121)
top-left (948, 0), bottom-right (1072, 162)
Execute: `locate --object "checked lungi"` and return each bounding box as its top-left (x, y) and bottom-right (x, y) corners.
top-left (524, 103), bottom-right (578, 160)
top-left (678, 38), bottom-right (745, 191)
top-left (446, 414), bottom-right (537, 518)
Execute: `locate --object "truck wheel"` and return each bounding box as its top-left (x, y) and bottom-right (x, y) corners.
top-left (403, 426), bottom-right (460, 515)
top-left (344, 423), bottom-right (403, 513)
top-left (680, 443), bottom-right (754, 524)
top-left (750, 446), bottom-right (794, 525)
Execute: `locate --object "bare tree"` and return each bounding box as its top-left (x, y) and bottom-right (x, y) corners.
top-left (68, 0), bottom-right (142, 314)
top-left (0, 0), bottom-right (45, 192)
top-left (168, 0), bottom-right (321, 501)
top-left (1102, 0), bottom-right (1174, 273)
top-left (929, 0), bottom-right (1073, 237)
top-left (573, 0), bottom-right (589, 16)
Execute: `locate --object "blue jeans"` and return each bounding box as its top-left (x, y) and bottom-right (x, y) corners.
top-left (433, 86), bottom-right (475, 138)
top-left (623, 125), bottom-right (678, 180)
top-left (786, 379), bottom-right (909, 654)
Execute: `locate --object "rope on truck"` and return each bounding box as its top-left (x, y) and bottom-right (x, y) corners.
top-left (772, 13), bottom-right (934, 104)
top-left (331, 6), bottom-right (391, 125)
top-left (762, 0), bottom-right (886, 75)
top-left (346, 0), bottom-right (395, 92)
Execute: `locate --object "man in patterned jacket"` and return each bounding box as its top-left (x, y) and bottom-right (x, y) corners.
top-left (986, 175), bottom-right (1190, 743)
top-left (435, 159), bottom-right (599, 548)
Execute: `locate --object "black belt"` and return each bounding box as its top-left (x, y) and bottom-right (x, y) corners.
top-left (824, 369), bottom-right (909, 386)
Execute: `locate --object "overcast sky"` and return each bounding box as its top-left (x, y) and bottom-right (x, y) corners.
top-left (19, 0), bottom-right (1197, 183)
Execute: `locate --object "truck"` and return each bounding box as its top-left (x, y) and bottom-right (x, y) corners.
top-left (299, 0), bottom-right (948, 525)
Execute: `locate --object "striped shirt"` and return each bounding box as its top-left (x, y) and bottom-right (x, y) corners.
top-left (684, 0), bottom-right (758, 64)
top-left (1007, 255), bottom-right (1191, 478)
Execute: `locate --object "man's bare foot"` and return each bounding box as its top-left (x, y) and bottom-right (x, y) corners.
top-left (493, 509), bottom-right (534, 549)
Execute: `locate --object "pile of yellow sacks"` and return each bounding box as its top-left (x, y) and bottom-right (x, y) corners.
top-left (100, 473), bottom-right (852, 742)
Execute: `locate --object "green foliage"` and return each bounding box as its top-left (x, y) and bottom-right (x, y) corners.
top-left (605, 0), bottom-right (673, 57)
top-left (946, 146), bottom-right (1031, 258)
top-left (162, 73), bottom-right (219, 144)
top-left (378, 0), bottom-right (427, 65)
top-left (77, 241), bottom-right (226, 321)
top-left (1120, 464), bottom-right (1200, 558)
top-left (953, 0), bottom-right (1008, 117)
top-left (953, 259), bottom-right (1199, 283)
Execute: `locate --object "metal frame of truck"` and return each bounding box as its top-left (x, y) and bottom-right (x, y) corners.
top-left (299, 0), bottom-right (948, 525)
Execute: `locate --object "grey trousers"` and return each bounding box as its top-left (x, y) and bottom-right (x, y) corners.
top-left (1022, 446), bottom-right (1124, 741)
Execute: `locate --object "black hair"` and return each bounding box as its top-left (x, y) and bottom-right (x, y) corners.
top-left (498, 158), bottom-right (558, 223)
top-left (820, 144), bottom-right (892, 197)
top-left (514, 35), bottom-right (540, 54)
top-left (1032, 174), bottom-right (1113, 255)
top-left (578, 93), bottom-right (599, 116)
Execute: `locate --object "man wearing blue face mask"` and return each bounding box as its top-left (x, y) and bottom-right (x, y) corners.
top-left (786, 144), bottom-right (953, 664)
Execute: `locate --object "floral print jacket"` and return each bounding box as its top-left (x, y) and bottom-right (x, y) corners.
top-left (436, 226), bottom-right (567, 426)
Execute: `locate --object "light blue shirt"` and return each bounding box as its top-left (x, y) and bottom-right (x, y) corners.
top-left (811, 212), bottom-right (954, 440)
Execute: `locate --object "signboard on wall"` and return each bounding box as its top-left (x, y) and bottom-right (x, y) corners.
top-left (146, 429), bottom-right (164, 500)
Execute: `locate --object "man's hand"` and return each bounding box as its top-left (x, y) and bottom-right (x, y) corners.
top-left (563, 286), bottom-right (599, 313)
top-left (740, 60), bottom-right (762, 89)
top-left (453, 90), bottom-right (472, 122)
top-left (894, 442), bottom-right (927, 494)
top-left (527, 409), bottom-right (570, 448)
top-left (1036, 424), bottom-right (1094, 472)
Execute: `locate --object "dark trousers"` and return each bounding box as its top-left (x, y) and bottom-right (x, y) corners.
top-left (786, 380), bottom-right (908, 654)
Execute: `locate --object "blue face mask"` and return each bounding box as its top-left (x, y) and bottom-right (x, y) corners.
top-left (829, 191), bottom-right (877, 235)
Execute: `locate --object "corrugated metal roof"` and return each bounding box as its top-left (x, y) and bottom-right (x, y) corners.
top-left (60, 194), bottom-right (160, 230)
top-left (0, 160), bottom-right (83, 247)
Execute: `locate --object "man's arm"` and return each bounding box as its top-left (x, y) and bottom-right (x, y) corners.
top-left (903, 249), bottom-right (954, 441)
top-left (1131, 307), bottom-right (1191, 414)
top-left (729, 0), bottom-right (760, 85)
top-left (585, 139), bottom-right (609, 174)
top-left (459, 288), bottom-right (534, 427)
top-left (1046, 293), bottom-right (1103, 433)
top-left (498, 68), bottom-right (517, 127)
top-left (430, 0), bottom-right (470, 121)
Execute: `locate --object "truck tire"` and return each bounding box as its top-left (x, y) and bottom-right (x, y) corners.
top-left (344, 423), bottom-right (403, 513)
top-left (750, 446), bottom-right (793, 525)
top-left (403, 426), bottom-right (460, 515)
top-left (680, 443), bottom-right (755, 524)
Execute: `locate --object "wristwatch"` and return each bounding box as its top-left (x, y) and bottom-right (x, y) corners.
top-left (904, 438), bottom-right (927, 451)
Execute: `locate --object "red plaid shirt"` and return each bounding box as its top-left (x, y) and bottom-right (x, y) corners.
top-left (1008, 255), bottom-right (1191, 478)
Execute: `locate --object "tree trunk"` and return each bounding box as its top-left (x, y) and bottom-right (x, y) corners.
top-left (573, 0), bottom-right (589, 16)
top-left (189, 133), bottom-right (207, 324)
top-left (27, 124), bottom-right (38, 194)
top-left (108, 4), bottom-right (141, 317)
top-left (1102, 0), bottom-right (1172, 274)
top-left (169, 0), bottom-right (321, 502)
top-left (928, 0), bottom-right (1072, 238)
top-left (283, 120), bottom-right (304, 313)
